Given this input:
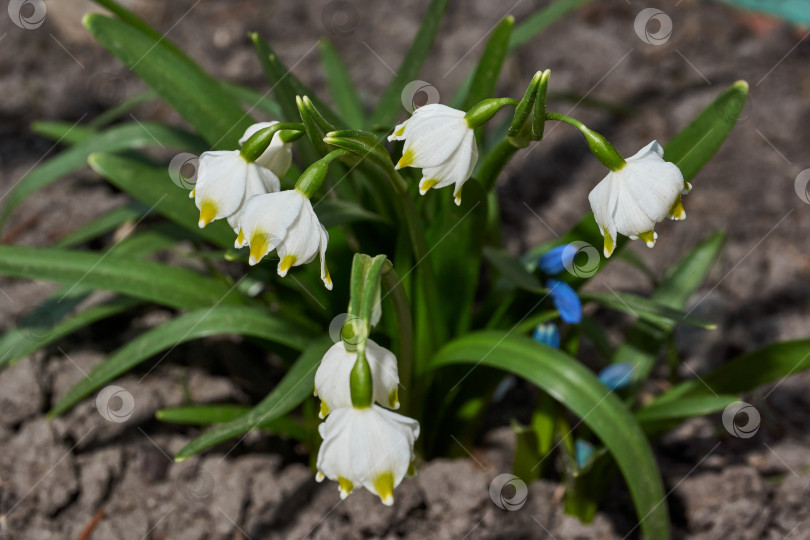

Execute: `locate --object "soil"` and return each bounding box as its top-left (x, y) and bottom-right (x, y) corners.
top-left (1, 0), bottom-right (809, 538)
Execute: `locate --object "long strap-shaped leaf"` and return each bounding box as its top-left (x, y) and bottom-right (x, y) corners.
top-left (84, 14), bottom-right (252, 149)
top-left (89, 153), bottom-right (234, 248)
top-left (368, 0), bottom-right (450, 128)
top-left (49, 306), bottom-right (318, 417)
top-left (0, 122), bottom-right (204, 228)
top-left (319, 39), bottom-right (365, 127)
top-left (175, 335), bottom-right (332, 461)
top-left (431, 331), bottom-right (670, 540)
top-left (0, 245), bottom-right (243, 310)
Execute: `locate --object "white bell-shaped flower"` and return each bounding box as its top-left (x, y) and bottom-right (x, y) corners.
top-left (238, 121), bottom-right (293, 178)
top-left (316, 405), bottom-right (419, 505)
top-left (194, 150), bottom-right (280, 230)
top-left (389, 103), bottom-right (478, 206)
top-left (236, 189), bottom-right (332, 289)
top-left (314, 339), bottom-right (400, 419)
top-left (588, 141), bottom-right (688, 257)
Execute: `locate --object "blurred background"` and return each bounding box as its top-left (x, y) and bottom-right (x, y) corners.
top-left (0, 0), bottom-right (808, 538)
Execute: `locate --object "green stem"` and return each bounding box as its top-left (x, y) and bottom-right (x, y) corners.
top-left (381, 265), bottom-right (414, 416)
top-left (240, 122), bottom-right (304, 162)
top-left (478, 137), bottom-right (523, 192)
top-left (545, 113), bottom-right (626, 171)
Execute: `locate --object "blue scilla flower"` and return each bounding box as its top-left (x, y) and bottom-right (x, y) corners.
top-left (597, 363), bottom-right (634, 391)
top-left (575, 439), bottom-right (595, 469)
top-left (532, 322), bottom-right (560, 349)
top-left (538, 244), bottom-right (575, 275)
top-left (547, 279), bottom-right (582, 324)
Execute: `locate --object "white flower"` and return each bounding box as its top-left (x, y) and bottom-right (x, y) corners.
top-left (588, 141), bottom-right (688, 257)
top-left (193, 150), bottom-right (280, 230)
top-left (316, 405), bottom-right (419, 505)
top-left (238, 121), bottom-right (293, 178)
top-left (314, 339), bottom-right (400, 419)
top-left (236, 189), bottom-right (332, 289)
top-left (389, 103), bottom-right (478, 206)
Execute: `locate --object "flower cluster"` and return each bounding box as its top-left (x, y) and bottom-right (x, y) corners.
top-left (192, 122), bottom-right (332, 289)
top-left (314, 338), bottom-right (419, 505)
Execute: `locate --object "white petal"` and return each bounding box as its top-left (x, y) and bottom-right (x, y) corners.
top-left (318, 224), bottom-right (332, 290)
top-left (625, 140), bottom-right (664, 162)
top-left (239, 121), bottom-right (293, 177)
top-left (194, 151), bottom-right (249, 226)
top-left (621, 160), bottom-right (684, 223)
top-left (239, 190), bottom-right (304, 265)
top-left (399, 115), bottom-right (470, 169)
top-left (226, 164), bottom-right (280, 233)
top-left (612, 180), bottom-right (658, 237)
top-left (275, 199), bottom-right (321, 276)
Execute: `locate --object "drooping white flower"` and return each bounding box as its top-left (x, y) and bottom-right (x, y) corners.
top-left (236, 189), bottom-right (332, 289)
top-left (193, 151), bottom-right (280, 230)
top-left (316, 405), bottom-right (419, 505)
top-left (238, 121), bottom-right (293, 178)
top-left (588, 141), bottom-right (688, 257)
top-left (314, 339), bottom-right (400, 419)
top-left (389, 103), bottom-right (478, 206)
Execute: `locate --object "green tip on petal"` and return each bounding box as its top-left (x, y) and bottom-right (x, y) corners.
top-left (338, 477), bottom-right (354, 498)
top-left (319, 400), bottom-right (329, 419)
top-left (374, 472), bottom-right (395, 506)
top-left (602, 227), bottom-right (615, 258)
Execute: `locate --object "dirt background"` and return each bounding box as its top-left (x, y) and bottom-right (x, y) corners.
top-left (1, 0), bottom-right (809, 538)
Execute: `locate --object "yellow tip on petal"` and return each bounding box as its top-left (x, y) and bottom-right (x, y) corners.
top-left (668, 196), bottom-right (686, 220)
top-left (396, 148), bottom-right (415, 170)
top-left (323, 266), bottom-right (333, 290)
top-left (393, 124), bottom-right (406, 137)
top-left (338, 477), bottom-right (354, 498)
top-left (638, 230), bottom-right (657, 248)
top-left (236, 229), bottom-right (245, 246)
top-left (316, 471), bottom-right (325, 482)
top-left (389, 388), bottom-right (400, 409)
top-left (249, 233), bottom-right (270, 265)
top-left (682, 181), bottom-right (693, 195)
top-left (454, 191), bottom-right (462, 206)
top-left (278, 254), bottom-right (297, 277)
top-left (419, 179), bottom-right (439, 195)
top-left (603, 227), bottom-right (615, 258)
top-left (198, 199), bottom-right (218, 228)
top-left (319, 399), bottom-right (329, 419)
top-left (189, 188), bottom-right (195, 199)
top-left (407, 461), bottom-right (416, 477)
top-left (374, 472), bottom-right (395, 506)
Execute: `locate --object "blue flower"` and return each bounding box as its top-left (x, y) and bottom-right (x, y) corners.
top-left (547, 279), bottom-right (582, 324)
top-left (575, 439), bottom-right (595, 469)
top-left (597, 363), bottom-right (634, 391)
top-left (532, 323), bottom-right (560, 349)
top-left (538, 244), bottom-right (576, 275)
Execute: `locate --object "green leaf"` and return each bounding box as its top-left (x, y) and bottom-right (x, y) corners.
top-left (580, 291), bottom-right (716, 330)
top-left (0, 245), bottom-right (243, 310)
top-left (319, 39), bottom-right (365, 127)
top-left (31, 121), bottom-right (97, 145)
top-left (0, 122), bottom-right (202, 228)
top-left (175, 335), bottom-right (332, 460)
top-left (88, 152), bottom-right (234, 248)
top-left (222, 82), bottom-right (283, 119)
top-left (430, 331), bottom-right (670, 540)
top-left (635, 394), bottom-right (738, 425)
top-left (368, 0), bottom-right (450, 128)
top-left (510, 0), bottom-right (590, 50)
top-left (314, 199), bottom-right (390, 228)
top-left (84, 14), bottom-right (252, 148)
top-left (50, 306), bottom-right (317, 417)
top-left (460, 16), bottom-right (514, 110)
top-left (483, 246), bottom-right (543, 292)
top-left (156, 404), bottom-right (307, 440)
top-left (655, 340), bottom-right (810, 404)
top-left (88, 89), bottom-right (160, 129)
top-left (55, 201), bottom-right (151, 248)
